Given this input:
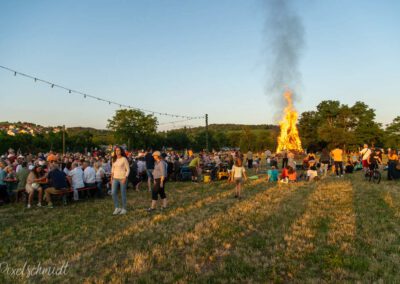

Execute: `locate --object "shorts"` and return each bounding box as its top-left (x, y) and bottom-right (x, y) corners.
top-left (362, 160), bottom-right (369, 168)
top-left (146, 169), bottom-right (154, 180)
top-left (234, 177), bottom-right (243, 184)
top-left (46, 187), bottom-right (67, 195)
top-left (25, 184), bottom-right (42, 194)
top-left (152, 178), bottom-right (166, 200)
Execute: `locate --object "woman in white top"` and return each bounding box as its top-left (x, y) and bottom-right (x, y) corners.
top-left (230, 158), bottom-right (248, 199)
top-left (111, 146), bottom-right (130, 215)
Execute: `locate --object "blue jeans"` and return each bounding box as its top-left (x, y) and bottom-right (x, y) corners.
top-left (112, 179), bottom-right (127, 209)
top-left (96, 181), bottom-right (103, 198)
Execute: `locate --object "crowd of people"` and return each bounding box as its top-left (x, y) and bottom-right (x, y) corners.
top-left (1, 144), bottom-right (400, 212)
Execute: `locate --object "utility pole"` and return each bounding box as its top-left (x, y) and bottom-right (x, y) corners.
top-left (205, 114), bottom-right (209, 152)
top-left (62, 125), bottom-right (66, 155)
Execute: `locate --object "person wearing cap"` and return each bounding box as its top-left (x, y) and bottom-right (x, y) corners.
top-left (148, 151), bottom-right (167, 212)
top-left (15, 155), bottom-right (25, 173)
top-left (46, 151), bottom-right (57, 163)
top-left (45, 163), bottom-right (68, 208)
top-left (25, 166), bottom-right (45, 208)
top-left (111, 146), bottom-right (130, 215)
top-left (16, 161), bottom-right (29, 197)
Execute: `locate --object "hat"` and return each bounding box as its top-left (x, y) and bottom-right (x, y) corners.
top-left (18, 155), bottom-right (24, 159)
top-left (28, 165), bottom-right (35, 171)
top-left (152, 151), bottom-right (161, 157)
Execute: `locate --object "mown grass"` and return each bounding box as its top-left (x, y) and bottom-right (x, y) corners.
top-left (1, 172), bottom-right (400, 283)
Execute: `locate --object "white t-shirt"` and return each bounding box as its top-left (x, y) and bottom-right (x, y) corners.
top-left (68, 167), bottom-right (85, 189)
top-left (16, 164), bottom-right (22, 173)
top-left (360, 148), bottom-right (371, 161)
top-left (137, 160), bottom-right (146, 173)
top-left (95, 167), bottom-right (105, 182)
top-left (83, 166), bottom-right (96, 184)
top-left (232, 165), bottom-right (246, 178)
top-left (307, 170), bottom-right (318, 181)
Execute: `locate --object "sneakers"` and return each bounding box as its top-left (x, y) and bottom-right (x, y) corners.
top-left (119, 208), bottom-right (127, 215)
top-left (147, 207), bottom-right (155, 212)
top-left (113, 208), bottom-right (122, 215)
top-left (27, 204), bottom-right (31, 209)
top-left (37, 203), bottom-right (42, 208)
top-left (47, 204), bottom-right (54, 209)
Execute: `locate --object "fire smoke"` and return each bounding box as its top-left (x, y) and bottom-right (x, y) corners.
top-left (264, 0), bottom-right (305, 105)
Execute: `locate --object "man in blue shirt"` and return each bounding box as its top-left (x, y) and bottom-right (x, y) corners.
top-left (45, 164), bottom-right (68, 208)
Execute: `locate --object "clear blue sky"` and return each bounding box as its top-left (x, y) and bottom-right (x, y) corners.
top-left (0, 0), bottom-right (399, 130)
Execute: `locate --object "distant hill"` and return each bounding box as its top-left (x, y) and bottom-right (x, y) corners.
top-left (0, 122), bottom-right (279, 136)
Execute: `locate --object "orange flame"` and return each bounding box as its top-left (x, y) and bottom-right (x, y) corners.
top-left (276, 90), bottom-right (303, 153)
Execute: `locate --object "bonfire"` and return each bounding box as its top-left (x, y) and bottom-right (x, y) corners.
top-left (276, 90), bottom-right (303, 153)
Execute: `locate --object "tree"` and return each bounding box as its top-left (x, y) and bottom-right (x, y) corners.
top-left (107, 109), bottom-right (158, 149)
top-left (351, 102), bottom-right (383, 147)
top-left (385, 116), bottom-right (400, 148)
top-left (298, 100), bottom-right (384, 150)
top-left (298, 111), bottom-right (319, 150)
top-left (165, 129), bottom-right (192, 150)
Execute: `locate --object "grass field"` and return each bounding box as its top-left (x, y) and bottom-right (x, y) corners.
top-left (1, 171), bottom-right (400, 283)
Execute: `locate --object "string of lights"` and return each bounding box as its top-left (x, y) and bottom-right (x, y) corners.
top-left (158, 117), bottom-right (202, 126)
top-left (0, 65), bottom-right (205, 120)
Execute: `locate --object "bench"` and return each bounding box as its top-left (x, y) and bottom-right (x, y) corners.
top-left (52, 186), bottom-right (98, 205)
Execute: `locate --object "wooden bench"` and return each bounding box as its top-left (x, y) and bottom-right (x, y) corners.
top-left (52, 186), bottom-right (98, 205)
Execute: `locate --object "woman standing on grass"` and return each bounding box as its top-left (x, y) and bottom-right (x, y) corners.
top-left (231, 158), bottom-right (247, 199)
top-left (111, 146), bottom-right (130, 215)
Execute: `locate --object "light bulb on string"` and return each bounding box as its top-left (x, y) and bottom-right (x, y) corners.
top-left (84, 94), bottom-right (86, 98)
top-left (34, 78), bottom-right (37, 82)
top-left (51, 84), bottom-right (54, 88)
top-left (14, 72), bottom-right (16, 76)
top-left (69, 90), bottom-right (71, 94)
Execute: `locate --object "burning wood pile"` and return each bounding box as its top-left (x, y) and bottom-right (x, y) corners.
top-left (276, 90), bottom-right (303, 153)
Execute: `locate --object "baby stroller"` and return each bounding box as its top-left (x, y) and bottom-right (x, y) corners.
top-left (179, 165), bottom-right (192, 181)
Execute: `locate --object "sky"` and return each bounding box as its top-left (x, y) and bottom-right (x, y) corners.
top-left (0, 0), bottom-right (399, 131)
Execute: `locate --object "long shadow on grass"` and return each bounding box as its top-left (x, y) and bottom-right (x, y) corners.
top-left (351, 173), bottom-right (400, 282)
top-left (27, 180), bottom-right (262, 282)
top-left (85, 182), bottom-right (308, 283)
top-left (193, 182), bottom-right (317, 283)
top-left (0, 181), bottom-right (231, 281)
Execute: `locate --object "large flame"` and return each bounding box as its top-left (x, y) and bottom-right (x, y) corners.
top-left (276, 90), bottom-right (303, 153)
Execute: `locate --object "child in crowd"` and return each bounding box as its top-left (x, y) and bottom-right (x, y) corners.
top-left (279, 166), bottom-right (289, 183)
top-left (231, 158), bottom-right (247, 199)
top-left (267, 166), bottom-right (279, 182)
top-left (288, 166), bottom-right (297, 182)
top-left (307, 166), bottom-right (318, 181)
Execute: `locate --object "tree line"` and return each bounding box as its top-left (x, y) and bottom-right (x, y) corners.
top-left (1, 100), bottom-right (399, 153)
top-left (298, 100), bottom-right (400, 151)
